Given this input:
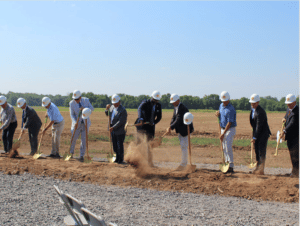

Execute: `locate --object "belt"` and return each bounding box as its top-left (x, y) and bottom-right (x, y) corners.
top-left (54, 121), bottom-right (63, 125)
top-left (221, 127), bottom-right (225, 129)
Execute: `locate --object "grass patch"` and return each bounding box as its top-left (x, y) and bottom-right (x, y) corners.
top-left (89, 148), bottom-right (109, 154)
top-left (88, 134), bottom-right (109, 142)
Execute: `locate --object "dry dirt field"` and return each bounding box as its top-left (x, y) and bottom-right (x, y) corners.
top-left (0, 109), bottom-right (298, 203)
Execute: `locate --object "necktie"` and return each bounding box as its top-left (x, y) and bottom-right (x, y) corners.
top-left (78, 102), bottom-right (83, 123)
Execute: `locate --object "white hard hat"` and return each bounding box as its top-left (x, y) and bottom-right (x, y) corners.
top-left (72, 90), bottom-right (81, 99)
top-left (170, 94), bottom-right (179, 103)
top-left (111, 94), bottom-right (120, 104)
top-left (82, 108), bottom-right (92, 120)
top-left (183, 112), bottom-right (194, 125)
top-left (220, 91), bottom-right (230, 102)
top-left (0, 96), bottom-right (7, 106)
top-left (17, 98), bottom-right (26, 108)
top-left (249, 94), bottom-right (260, 103)
top-left (151, 90), bottom-right (161, 100)
top-left (42, 97), bottom-right (51, 107)
top-left (285, 94), bottom-right (296, 104)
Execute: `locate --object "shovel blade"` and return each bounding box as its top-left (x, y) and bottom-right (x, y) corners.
top-left (84, 156), bottom-right (92, 163)
top-left (219, 162), bottom-right (230, 173)
top-left (108, 154), bottom-right (116, 163)
top-left (12, 141), bottom-right (20, 151)
top-left (63, 153), bottom-right (72, 161)
top-left (186, 164), bottom-right (196, 173)
top-left (248, 162), bottom-right (257, 169)
top-left (33, 152), bottom-right (42, 160)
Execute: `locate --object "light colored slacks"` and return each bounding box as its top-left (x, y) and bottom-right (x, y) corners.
top-left (51, 119), bottom-right (65, 155)
top-left (178, 134), bottom-right (188, 166)
top-left (70, 122), bottom-right (89, 157)
top-left (221, 127), bottom-right (236, 167)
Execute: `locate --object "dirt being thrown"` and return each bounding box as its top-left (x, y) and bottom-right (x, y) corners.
top-left (8, 149), bottom-right (19, 158)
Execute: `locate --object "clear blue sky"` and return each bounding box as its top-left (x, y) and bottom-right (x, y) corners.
top-left (0, 1), bottom-right (298, 100)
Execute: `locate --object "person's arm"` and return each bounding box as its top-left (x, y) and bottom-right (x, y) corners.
top-left (0, 108), bottom-right (13, 130)
top-left (170, 107), bottom-right (184, 130)
top-left (154, 103), bottom-right (162, 124)
top-left (43, 121), bottom-right (55, 133)
top-left (24, 108), bottom-right (36, 129)
top-left (220, 122), bottom-right (232, 140)
top-left (284, 114), bottom-right (297, 134)
top-left (254, 109), bottom-right (267, 139)
top-left (69, 102), bottom-right (77, 124)
top-left (87, 98), bottom-right (94, 112)
top-left (137, 100), bottom-right (146, 121)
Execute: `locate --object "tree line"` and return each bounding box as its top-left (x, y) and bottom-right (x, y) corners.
top-left (1, 91), bottom-right (299, 111)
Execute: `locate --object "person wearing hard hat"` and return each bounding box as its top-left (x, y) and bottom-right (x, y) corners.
top-left (17, 98), bottom-right (42, 155)
top-left (279, 94), bottom-right (299, 178)
top-left (135, 90), bottom-right (162, 166)
top-left (41, 97), bottom-right (65, 158)
top-left (105, 94), bottom-right (128, 164)
top-left (0, 96), bottom-right (18, 154)
top-left (166, 94), bottom-right (194, 171)
top-left (69, 90), bottom-right (94, 162)
top-left (249, 94), bottom-right (271, 175)
top-left (215, 91), bottom-right (237, 173)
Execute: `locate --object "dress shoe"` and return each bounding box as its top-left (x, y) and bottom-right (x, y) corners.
top-left (47, 154), bottom-right (57, 158)
top-left (227, 167), bottom-right (234, 173)
top-left (78, 156), bottom-right (84, 162)
top-left (29, 152), bottom-right (35, 156)
top-left (55, 153), bottom-right (61, 158)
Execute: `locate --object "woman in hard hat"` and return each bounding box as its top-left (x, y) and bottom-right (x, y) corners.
top-left (0, 96), bottom-right (18, 154)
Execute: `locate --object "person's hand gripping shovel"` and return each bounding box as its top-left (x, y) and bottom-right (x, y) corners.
top-left (63, 110), bottom-right (82, 161)
top-left (218, 118), bottom-right (230, 173)
top-left (184, 112), bottom-right (196, 173)
top-left (82, 108), bottom-right (92, 163)
top-left (274, 122), bottom-right (285, 157)
top-left (33, 116), bottom-right (48, 160)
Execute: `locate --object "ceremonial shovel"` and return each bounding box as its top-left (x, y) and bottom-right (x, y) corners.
top-left (63, 111), bottom-right (82, 161)
top-left (107, 110), bottom-right (116, 163)
top-left (186, 124), bottom-right (196, 173)
top-left (11, 131), bottom-right (24, 151)
top-left (33, 117), bottom-right (48, 160)
top-left (84, 119), bottom-right (92, 163)
top-left (218, 119), bottom-right (230, 173)
top-left (248, 141), bottom-right (257, 169)
top-left (274, 122), bottom-right (285, 157)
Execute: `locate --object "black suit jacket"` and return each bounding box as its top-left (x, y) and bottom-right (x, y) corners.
top-left (250, 105), bottom-right (271, 139)
top-left (284, 105), bottom-right (299, 141)
top-left (23, 106), bottom-right (42, 131)
top-left (136, 99), bottom-right (162, 135)
top-left (170, 103), bottom-right (194, 137)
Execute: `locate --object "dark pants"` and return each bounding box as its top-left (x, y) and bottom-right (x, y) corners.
top-left (111, 132), bottom-right (125, 163)
top-left (2, 121), bottom-right (17, 153)
top-left (255, 135), bottom-right (269, 164)
top-left (28, 126), bottom-right (41, 154)
top-left (287, 138), bottom-right (299, 171)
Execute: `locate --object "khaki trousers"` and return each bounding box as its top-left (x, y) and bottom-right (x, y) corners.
top-left (51, 119), bottom-right (65, 155)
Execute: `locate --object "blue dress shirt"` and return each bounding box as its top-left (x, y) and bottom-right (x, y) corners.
top-left (219, 103), bottom-right (237, 128)
top-left (47, 103), bottom-right (64, 123)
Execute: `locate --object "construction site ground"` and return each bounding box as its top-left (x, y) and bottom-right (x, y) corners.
top-left (0, 110), bottom-right (298, 203)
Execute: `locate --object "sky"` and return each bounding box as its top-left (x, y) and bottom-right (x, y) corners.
top-left (0, 1), bottom-right (299, 100)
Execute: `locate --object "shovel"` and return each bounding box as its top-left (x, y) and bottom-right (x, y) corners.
top-left (84, 119), bottom-right (92, 163)
top-left (186, 124), bottom-right (196, 173)
top-left (107, 110), bottom-right (116, 163)
top-left (33, 117), bottom-right (48, 160)
top-left (11, 131), bottom-right (24, 151)
top-left (274, 122), bottom-right (285, 157)
top-left (148, 130), bottom-right (169, 148)
top-left (248, 141), bottom-right (257, 169)
top-left (8, 131), bottom-right (24, 157)
top-left (63, 111), bottom-right (82, 161)
top-left (218, 119), bottom-right (230, 173)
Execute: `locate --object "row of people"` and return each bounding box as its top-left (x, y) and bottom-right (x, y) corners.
top-left (0, 91), bottom-right (298, 177)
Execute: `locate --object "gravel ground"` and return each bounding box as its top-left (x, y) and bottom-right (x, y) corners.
top-left (0, 171), bottom-right (298, 226)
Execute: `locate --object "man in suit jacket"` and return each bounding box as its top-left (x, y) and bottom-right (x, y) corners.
top-left (167, 94), bottom-right (194, 171)
top-left (69, 90), bottom-right (94, 162)
top-left (136, 90), bottom-right (162, 140)
top-left (105, 94), bottom-right (127, 164)
top-left (280, 94), bottom-right (299, 178)
top-left (0, 96), bottom-right (18, 154)
top-left (17, 98), bottom-right (42, 155)
top-left (249, 94), bottom-right (271, 175)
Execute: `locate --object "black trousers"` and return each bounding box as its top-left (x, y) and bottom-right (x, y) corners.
top-left (2, 121), bottom-right (17, 153)
top-left (28, 125), bottom-right (41, 154)
top-left (111, 132), bottom-right (125, 163)
top-left (287, 138), bottom-right (299, 171)
top-left (255, 135), bottom-right (269, 164)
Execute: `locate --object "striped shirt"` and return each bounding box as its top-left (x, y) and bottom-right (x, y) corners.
top-left (0, 103), bottom-right (17, 130)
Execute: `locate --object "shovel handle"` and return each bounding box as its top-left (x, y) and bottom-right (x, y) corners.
top-left (38, 117), bottom-right (48, 152)
top-left (85, 119), bottom-right (89, 159)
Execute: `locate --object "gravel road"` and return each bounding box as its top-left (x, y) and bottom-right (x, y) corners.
top-left (0, 171), bottom-right (298, 226)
